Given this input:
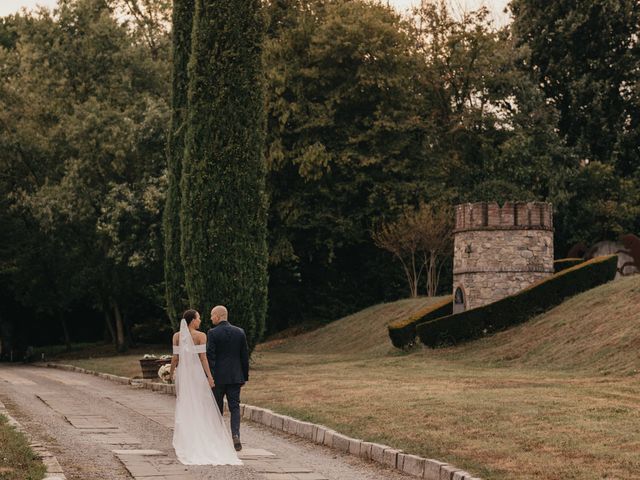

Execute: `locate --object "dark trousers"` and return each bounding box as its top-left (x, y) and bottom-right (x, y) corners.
top-left (213, 383), bottom-right (242, 438)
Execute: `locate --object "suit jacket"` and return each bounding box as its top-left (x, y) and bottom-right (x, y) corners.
top-left (206, 321), bottom-right (249, 385)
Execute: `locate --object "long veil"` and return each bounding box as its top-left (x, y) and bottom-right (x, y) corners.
top-left (172, 319), bottom-right (242, 465)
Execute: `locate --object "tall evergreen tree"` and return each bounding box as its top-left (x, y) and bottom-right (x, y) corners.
top-left (180, 0), bottom-right (268, 347)
top-left (163, 0), bottom-right (193, 328)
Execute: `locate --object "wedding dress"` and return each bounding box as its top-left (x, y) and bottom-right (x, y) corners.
top-left (172, 319), bottom-right (243, 465)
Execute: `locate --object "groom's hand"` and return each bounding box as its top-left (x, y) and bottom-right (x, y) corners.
top-left (208, 377), bottom-right (215, 389)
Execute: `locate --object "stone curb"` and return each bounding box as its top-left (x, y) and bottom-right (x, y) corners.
top-left (40, 362), bottom-right (482, 480)
top-left (0, 399), bottom-right (67, 480)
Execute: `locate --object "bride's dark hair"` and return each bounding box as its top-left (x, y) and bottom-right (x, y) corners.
top-left (183, 309), bottom-right (199, 325)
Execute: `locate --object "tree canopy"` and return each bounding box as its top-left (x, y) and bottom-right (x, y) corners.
top-left (0, 0), bottom-right (636, 354)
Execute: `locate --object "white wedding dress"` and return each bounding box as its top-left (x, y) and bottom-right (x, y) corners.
top-left (172, 319), bottom-right (243, 465)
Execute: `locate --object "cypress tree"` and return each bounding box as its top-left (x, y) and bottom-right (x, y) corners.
top-left (180, 0), bottom-right (268, 348)
top-left (163, 0), bottom-right (194, 328)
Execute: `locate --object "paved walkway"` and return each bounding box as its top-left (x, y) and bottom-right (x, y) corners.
top-left (0, 364), bottom-right (411, 480)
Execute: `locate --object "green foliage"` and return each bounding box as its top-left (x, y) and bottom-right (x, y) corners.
top-left (387, 296), bottom-right (453, 349)
top-left (163, 0), bottom-right (193, 328)
top-left (180, 0), bottom-right (268, 347)
top-left (264, 0), bottom-right (431, 329)
top-left (416, 255), bottom-right (618, 347)
top-left (263, 0), bottom-right (571, 330)
top-left (556, 161), bottom-right (640, 251)
top-left (415, 3), bottom-right (574, 207)
top-left (0, 0), bottom-right (170, 351)
top-left (511, 0), bottom-right (640, 251)
top-left (553, 258), bottom-right (585, 273)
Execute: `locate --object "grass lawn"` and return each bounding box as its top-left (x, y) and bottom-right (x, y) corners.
top-left (0, 415), bottom-right (46, 480)
top-left (55, 276), bottom-right (640, 479)
top-left (44, 344), bottom-right (170, 379)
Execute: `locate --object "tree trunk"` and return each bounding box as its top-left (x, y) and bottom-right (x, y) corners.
top-left (0, 313), bottom-right (12, 361)
top-left (111, 299), bottom-right (127, 353)
top-left (59, 311), bottom-right (72, 351)
top-left (124, 313), bottom-right (136, 349)
top-left (104, 310), bottom-right (116, 345)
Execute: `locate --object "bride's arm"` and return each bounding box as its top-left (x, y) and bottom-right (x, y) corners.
top-left (170, 332), bottom-right (179, 380)
top-left (198, 351), bottom-right (215, 388)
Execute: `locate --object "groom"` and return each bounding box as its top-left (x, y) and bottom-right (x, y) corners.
top-left (207, 305), bottom-right (249, 452)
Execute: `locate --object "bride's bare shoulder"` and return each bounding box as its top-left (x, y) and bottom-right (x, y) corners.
top-left (193, 331), bottom-right (207, 345)
top-left (172, 331), bottom-right (180, 345)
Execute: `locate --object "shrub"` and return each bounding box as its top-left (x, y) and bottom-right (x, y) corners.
top-left (388, 296), bottom-right (453, 349)
top-left (554, 257), bottom-right (585, 273)
top-left (417, 255), bottom-right (618, 347)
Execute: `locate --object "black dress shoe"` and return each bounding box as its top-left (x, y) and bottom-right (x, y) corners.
top-left (233, 435), bottom-right (242, 451)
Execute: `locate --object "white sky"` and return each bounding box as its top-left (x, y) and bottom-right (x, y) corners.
top-left (0, 0), bottom-right (511, 25)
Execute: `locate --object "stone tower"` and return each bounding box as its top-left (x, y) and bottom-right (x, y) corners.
top-left (452, 202), bottom-right (554, 313)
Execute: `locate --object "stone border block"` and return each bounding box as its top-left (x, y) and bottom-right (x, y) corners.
top-left (453, 471), bottom-right (471, 480)
top-left (270, 414), bottom-right (285, 431)
top-left (440, 464), bottom-right (461, 480)
top-left (331, 433), bottom-right (351, 452)
top-left (298, 422), bottom-right (315, 441)
top-left (348, 438), bottom-right (362, 456)
top-left (359, 442), bottom-right (373, 460)
top-left (383, 448), bottom-right (401, 469)
top-left (323, 430), bottom-right (336, 448)
top-left (284, 417), bottom-right (299, 435)
top-left (424, 459), bottom-right (449, 480)
top-left (250, 407), bottom-right (265, 423)
top-left (261, 410), bottom-right (273, 427)
top-left (312, 425), bottom-right (325, 444)
top-left (243, 406), bottom-right (254, 421)
top-left (370, 443), bottom-right (389, 463)
top-left (400, 454), bottom-right (425, 477)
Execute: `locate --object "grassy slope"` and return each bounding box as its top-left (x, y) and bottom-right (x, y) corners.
top-left (263, 275), bottom-right (640, 376)
top-left (261, 296), bottom-right (441, 357)
top-left (446, 274), bottom-right (640, 375)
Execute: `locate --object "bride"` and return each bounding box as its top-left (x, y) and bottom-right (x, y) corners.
top-left (169, 309), bottom-right (242, 465)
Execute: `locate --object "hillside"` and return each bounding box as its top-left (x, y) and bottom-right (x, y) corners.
top-left (261, 275), bottom-right (640, 375)
top-left (259, 296), bottom-right (443, 357)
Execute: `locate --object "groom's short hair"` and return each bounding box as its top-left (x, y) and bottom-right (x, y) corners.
top-left (211, 305), bottom-right (228, 320)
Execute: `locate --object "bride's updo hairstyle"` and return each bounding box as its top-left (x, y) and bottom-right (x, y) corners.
top-left (183, 309), bottom-right (199, 325)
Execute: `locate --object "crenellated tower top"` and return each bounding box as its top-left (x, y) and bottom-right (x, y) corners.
top-left (454, 202), bottom-right (553, 233)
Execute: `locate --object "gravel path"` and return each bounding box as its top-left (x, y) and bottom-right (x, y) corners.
top-left (0, 364), bottom-right (412, 480)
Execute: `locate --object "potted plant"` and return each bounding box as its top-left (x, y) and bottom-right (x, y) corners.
top-left (139, 354), bottom-right (172, 379)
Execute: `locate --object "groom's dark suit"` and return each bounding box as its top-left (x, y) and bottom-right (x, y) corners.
top-left (207, 320), bottom-right (249, 439)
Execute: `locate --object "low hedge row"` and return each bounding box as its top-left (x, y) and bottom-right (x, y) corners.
top-left (554, 257), bottom-right (585, 273)
top-left (416, 255), bottom-right (618, 348)
top-left (387, 296), bottom-right (453, 349)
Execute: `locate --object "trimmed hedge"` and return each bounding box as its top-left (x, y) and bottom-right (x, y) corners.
top-left (417, 255), bottom-right (618, 348)
top-left (554, 257), bottom-right (585, 273)
top-left (388, 296), bottom-right (453, 349)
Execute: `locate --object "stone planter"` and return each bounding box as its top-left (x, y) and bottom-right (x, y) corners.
top-left (139, 358), bottom-right (171, 380)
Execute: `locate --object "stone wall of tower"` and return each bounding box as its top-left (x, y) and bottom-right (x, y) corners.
top-left (452, 202), bottom-right (554, 311)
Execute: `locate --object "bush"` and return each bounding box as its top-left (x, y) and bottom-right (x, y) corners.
top-left (554, 257), bottom-right (585, 273)
top-left (388, 296), bottom-right (453, 349)
top-left (416, 255), bottom-right (618, 347)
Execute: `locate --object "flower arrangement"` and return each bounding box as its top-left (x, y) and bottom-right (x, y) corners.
top-left (158, 364), bottom-right (172, 383)
top-left (142, 354), bottom-right (172, 360)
